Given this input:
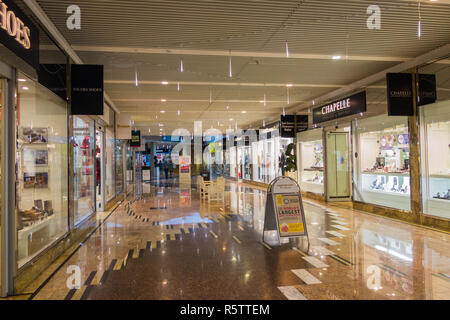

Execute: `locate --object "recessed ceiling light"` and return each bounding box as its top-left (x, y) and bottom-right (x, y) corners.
top-left (332, 55), bottom-right (342, 60)
top-left (161, 81), bottom-right (169, 85)
top-left (22, 86), bottom-right (29, 90)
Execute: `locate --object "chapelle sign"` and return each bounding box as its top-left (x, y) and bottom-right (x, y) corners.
top-left (313, 91), bottom-right (367, 124)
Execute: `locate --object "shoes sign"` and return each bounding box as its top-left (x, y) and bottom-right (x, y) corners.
top-left (0, 0), bottom-right (39, 69)
top-left (71, 64), bottom-right (104, 115)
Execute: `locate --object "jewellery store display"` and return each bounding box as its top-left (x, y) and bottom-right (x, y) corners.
top-left (362, 131), bottom-right (411, 196)
top-left (301, 141), bottom-right (324, 185)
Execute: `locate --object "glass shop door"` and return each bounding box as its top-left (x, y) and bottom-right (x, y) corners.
top-left (95, 125), bottom-right (105, 211)
top-left (326, 130), bottom-right (351, 201)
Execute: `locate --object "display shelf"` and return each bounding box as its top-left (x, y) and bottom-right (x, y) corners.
top-left (362, 188), bottom-right (410, 197)
top-left (362, 171), bottom-right (410, 177)
top-left (304, 167), bottom-right (324, 172)
top-left (429, 174), bottom-right (450, 179)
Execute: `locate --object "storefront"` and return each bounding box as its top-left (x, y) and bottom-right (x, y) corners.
top-left (0, 1), bottom-right (126, 296)
top-left (295, 65), bottom-right (449, 231)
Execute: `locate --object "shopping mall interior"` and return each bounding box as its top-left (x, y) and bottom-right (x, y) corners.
top-left (0, 0), bottom-right (449, 305)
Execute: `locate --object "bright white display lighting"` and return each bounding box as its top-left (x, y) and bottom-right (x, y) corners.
top-left (160, 110), bottom-right (166, 113)
top-left (286, 84), bottom-right (293, 87)
top-left (135, 71), bottom-right (138, 87)
top-left (332, 55), bottom-right (342, 60)
top-left (285, 40), bottom-right (289, 57)
top-left (178, 110), bottom-right (181, 116)
top-left (161, 99), bottom-right (167, 102)
top-left (18, 78), bottom-right (26, 82)
top-left (161, 81), bottom-right (169, 85)
top-left (241, 110), bottom-right (247, 114)
top-left (22, 86), bottom-right (29, 90)
top-left (180, 57), bottom-right (184, 72)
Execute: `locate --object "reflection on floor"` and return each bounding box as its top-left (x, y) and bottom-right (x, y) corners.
top-left (29, 178), bottom-right (450, 300)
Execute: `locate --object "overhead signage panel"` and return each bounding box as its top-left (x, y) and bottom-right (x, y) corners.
top-left (418, 74), bottom-right (437, 107)
top-left (0, 0), bottom-right (39, 69)
top-left (386, 73), bottom-right (414, 116)
top-left (71, 64), bottom-right (104, 115)
top-left (131, 130), bottom-right (141, 147)
top-left (313, 91), bottom-right (366, 124)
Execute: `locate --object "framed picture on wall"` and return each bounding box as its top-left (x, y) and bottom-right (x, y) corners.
top-left (23, 172), bottom-right (36, 188)
top-left (35, 150), bottom-right (48, 166)
top-left (35, 172), bottom-right (49, 188)
top-left (22, 127), bottom-right (48, 144)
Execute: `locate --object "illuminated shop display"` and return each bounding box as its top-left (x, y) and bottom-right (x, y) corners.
top-left (16, 73), bottom-right (69, 267)
top-left (353, 115), bottom-right (411, 211)
top-left (296, 128), bottom-right (324, 195)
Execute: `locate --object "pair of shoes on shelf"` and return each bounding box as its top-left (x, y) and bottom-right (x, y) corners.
top-left (17, 200), bottom-right (54, 230)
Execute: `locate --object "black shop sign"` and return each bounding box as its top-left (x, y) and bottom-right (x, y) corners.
top-left (418, 74), bottom-right (437, 107)
top-left (131, 130), bottom-right (141, 147)
top-left (313, 91), bottom-right (367, 124)
top-left (71, 64), bottom-right (104, 115)
top-left (387, 73), bottom-right (414, 116)
top-left (280, 115), bottom-right (309, 138)
top-left (0, 0), bottom-right (39, 69)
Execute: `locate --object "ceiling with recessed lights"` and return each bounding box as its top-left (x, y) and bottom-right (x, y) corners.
top-left (34, 0), bottom-right (450, 134)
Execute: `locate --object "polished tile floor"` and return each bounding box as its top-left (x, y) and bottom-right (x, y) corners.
top-left (29, 178), bottom-right (450, 300)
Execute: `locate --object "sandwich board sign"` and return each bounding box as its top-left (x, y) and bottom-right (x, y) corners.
top-left (263, 176), bottom-right (309, 246)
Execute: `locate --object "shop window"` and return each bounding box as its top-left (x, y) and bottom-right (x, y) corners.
top-left (353, 115), bottom-right (411, 211)
top-left (73, 116), bottom-right (95, 225)
top-left (297, 128), bottom-right (324, 195)
top-left (420, 100), bottom-right (450, 219)
top-left (105, 127), bottom-right (115, 202)
top-left (16, 74), bottom-right (68, 267)
top-left (115, 140), bottom-right (124, 195)
top-left (126, 144), bottom-right (133, 188)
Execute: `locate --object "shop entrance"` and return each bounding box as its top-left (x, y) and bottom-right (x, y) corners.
top-left (325, 130), bottom-right (351, 201)
top-left (95, 126), bottom-right (105, 211)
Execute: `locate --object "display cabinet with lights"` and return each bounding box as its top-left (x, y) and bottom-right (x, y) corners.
top-left (353, 115), bottom-right (411, 211)
top-left (297, 128), bottom-right (324, 195)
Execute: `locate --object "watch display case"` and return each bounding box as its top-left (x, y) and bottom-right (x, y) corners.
top-left (353, 115), bottom-right (411, 211)
top-left (420, 100), bottom-right (450, 219)
top-left (297, 128), bottom-right (324, 195)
